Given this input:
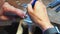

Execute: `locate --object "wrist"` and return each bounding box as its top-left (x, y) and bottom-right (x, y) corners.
top-left (36, 20), bottom-right (54, 31)
top-left (42, 23), bottom-right (54, 31)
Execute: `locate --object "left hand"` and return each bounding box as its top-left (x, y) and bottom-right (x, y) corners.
top-left (0, 2), bottom-right (25, 20)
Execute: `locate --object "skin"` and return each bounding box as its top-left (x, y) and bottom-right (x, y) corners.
top-left (0, 2), bottom-right (25, 20)
top-left (0, 0), bottom-right (54, 31)
top-left (28, 0), bottom-right (54, 31)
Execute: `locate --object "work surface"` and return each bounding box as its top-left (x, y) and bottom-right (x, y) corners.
top-left (0, 0), bottom-right (60, 26)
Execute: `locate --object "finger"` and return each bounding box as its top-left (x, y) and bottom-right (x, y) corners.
top-left (30, 0), bottom-right (34, 4)
top-left (2, 2), bottom-right (25, 18)
top-left (0, 16), bottom-right (9, 20)
top-left (27, 4), bottom-right (33, 14)
top-left (34, 1), bottom-right (41, 9)
top-left (34, 1), bottom-right (45, 10)
top-left (14, 9), bottom-right (25, 18)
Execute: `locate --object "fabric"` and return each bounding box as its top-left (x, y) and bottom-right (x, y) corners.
top-left (44, 27), bottom-right (60, 34)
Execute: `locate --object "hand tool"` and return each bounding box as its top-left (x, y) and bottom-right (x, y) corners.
top-left (23, 0), bottom-right (37, 24)
top-left (16, 0), bottom-right (37, 34)
top-left (23, 0), bottom-right (37, 34)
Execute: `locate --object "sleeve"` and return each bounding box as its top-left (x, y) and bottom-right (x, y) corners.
top-left (44, 26), bottom-right (60, 34)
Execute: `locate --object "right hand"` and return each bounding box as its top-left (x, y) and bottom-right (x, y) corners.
top-left (28, 1), bottom-right (54, 31)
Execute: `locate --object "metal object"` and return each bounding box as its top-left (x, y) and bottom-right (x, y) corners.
top-left (55, 6), bottom-right (60, 12)
top-left (55, 26), bottom-right (60, 33)
top-left (47, 0), bottom-right (60, 8)
top-left (23, 0), bottom-right (37, 25)
top-left (23, 0), bottom-right (37, 34)
top-left (46, 0), bottom-right (60, 24)
top-left (4, 0), bottom-right (37, 18)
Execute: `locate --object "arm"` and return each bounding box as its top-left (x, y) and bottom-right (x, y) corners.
top-left (28, 0), bottom-right (60, 34)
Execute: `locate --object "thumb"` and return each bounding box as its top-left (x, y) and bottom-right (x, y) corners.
top-left (27, 4), bottom-right (33, 14)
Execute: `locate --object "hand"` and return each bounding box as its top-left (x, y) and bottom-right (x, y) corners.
top-left (0, 2), bottom-right (25, 20)
top-left (28, 1), bottom-right (54, 31)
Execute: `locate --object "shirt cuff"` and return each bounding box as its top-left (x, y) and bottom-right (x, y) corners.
top-left (43, 26), bottom-right (60, 34)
